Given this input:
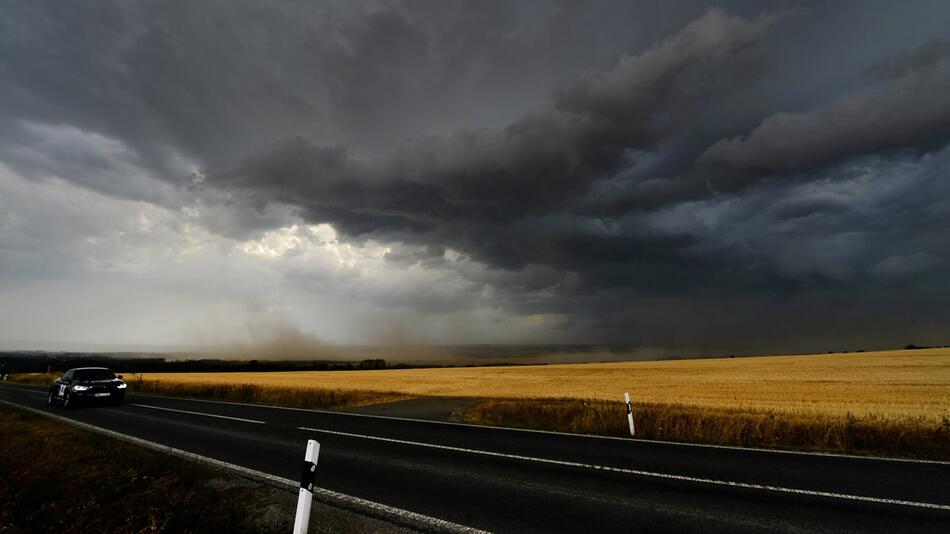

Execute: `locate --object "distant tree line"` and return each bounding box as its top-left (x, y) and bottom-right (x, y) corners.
top-left (0, 352), bottom-right (550, 375)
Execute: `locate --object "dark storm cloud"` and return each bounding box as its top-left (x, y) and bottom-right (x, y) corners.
top-left (699, 63), bottom-right (950, 192)
top-left (770, 192), bottom-right (851, 221)
top-left (0, 0), bottom-right (697, 174)
top-left (205, 8), bottom-right (787, 269)
top-left (3, 0), bottom-right (950, 351)
top-left (865, 38), bottom-right (950, 79)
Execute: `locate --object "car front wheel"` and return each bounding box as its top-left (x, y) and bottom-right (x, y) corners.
top-left (47, 390), bottom-right (55, 406)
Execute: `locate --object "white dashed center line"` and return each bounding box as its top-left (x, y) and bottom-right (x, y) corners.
top-left (130, 403), bottom-right (266, 424)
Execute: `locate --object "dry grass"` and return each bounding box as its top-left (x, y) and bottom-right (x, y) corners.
top-left (0, 404), bottom-right (414, 533)
top-left (459, 399), bottom-right (950, 459)
top-left (0, 404), bottom-right (288, 533)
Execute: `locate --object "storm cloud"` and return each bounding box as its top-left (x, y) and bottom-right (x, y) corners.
top-left (866, 38), bottom-right (950, 80)
top-left (700, 62), bottom-right (950, 191)
top-left (204, 8), bottom-right (787, 266)
top-left (1, 1), bottom-right (949, 354)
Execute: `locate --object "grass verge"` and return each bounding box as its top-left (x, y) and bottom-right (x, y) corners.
top-left (0, 403), bottom-right (288, 533)
top-left (458, 398), bottom-right (950, 460)
top-left (0, 402), bottom-right (412, 533)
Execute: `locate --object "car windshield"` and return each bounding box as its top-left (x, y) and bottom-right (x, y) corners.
top-left (73, 369), bottom-right (116, 381)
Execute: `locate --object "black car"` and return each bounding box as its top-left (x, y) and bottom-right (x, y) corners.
top-left (47, 367), bottom-right (127, 408)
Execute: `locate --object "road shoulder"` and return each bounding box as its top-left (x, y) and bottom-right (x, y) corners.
top-left (0, 402), bottom-right (415, 534)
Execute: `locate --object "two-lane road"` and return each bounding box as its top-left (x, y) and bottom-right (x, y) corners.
top-left (1, 382), bottom-right (948, 533)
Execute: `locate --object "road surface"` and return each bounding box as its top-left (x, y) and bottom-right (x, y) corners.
top-left (1, 382), bottom-right (948, 533)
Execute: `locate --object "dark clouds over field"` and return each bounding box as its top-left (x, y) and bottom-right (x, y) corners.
top-left (1, 1), bottom-right (949, 353)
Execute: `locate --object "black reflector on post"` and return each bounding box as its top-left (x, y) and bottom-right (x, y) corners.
top-left (300, 460), bottom-right (317, 491)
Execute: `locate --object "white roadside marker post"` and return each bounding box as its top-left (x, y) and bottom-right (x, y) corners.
top-left (293, 439), bottom-right (321, 534)
top-left (624, 392), bottom-right (635, 436)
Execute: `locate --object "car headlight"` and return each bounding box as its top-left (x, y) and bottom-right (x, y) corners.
top-left (116, 382), bottom-right (127, 389)
top-left (72, 385), bottom-right (90, 391)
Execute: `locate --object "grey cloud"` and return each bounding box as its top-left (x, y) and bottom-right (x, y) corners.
top-left (0, 1), bottom-right (404, 171)
top-left (554, 8), bottom-right (789, 129)
top-left (869, 252), bottom-right (939, 278)
top-left (0, 0), bottom-right (710, 172)
top-left (205, 9), bottom-right (785, 268)
top-left (0, 122), bottom-right (176, 205)
top-left (770, 192), bottom-right (852, 220)
top-left (699, 63), bottom-right (950, 192)
top-left (866, 38), bottom-right (950, 79)
top-left (383, 244), bottom-right (447, 268)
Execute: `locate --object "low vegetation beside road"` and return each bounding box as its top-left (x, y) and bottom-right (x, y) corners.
top-left (10, 348), bottom-right (950, 459)
top-left (0, 403), bottom-right (289, 533)
top-left (459, 398), bottom-right (950, 459)
top-left (0, 404), bottom-right (411, 533)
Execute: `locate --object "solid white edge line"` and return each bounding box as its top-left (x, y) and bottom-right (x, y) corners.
top-left (129, 402), bottom-right (266, 424)
top-left (4, 382), bottom-right (949, 466)
top-left (298, 425), bottom-right (950, 512)
top-left (0, 400), bottom-right (489, 534)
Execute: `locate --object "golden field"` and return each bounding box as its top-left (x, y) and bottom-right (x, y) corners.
top-left (12, 348), bottom-right (950, 458)
top-left (136, 348), bottom-right (950, 423)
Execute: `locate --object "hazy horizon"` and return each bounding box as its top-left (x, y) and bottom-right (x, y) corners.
top-left (0, 339), bottom-right (933, 366)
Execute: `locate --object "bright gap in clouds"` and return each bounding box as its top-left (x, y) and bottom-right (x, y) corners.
top-left (0, 139), bottom-right (567, 351)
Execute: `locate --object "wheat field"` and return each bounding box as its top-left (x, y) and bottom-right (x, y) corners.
top-left (14, 348), bottom-right (950, 457)
top-left (137, 348), bottom-right (950, 422)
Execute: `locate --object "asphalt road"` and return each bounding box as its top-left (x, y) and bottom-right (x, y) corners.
top-left (1, 382), bottom-right (948, 533)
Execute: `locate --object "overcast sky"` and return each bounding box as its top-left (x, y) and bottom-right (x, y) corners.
top-left (1, 1), bottom-right (949, 355)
